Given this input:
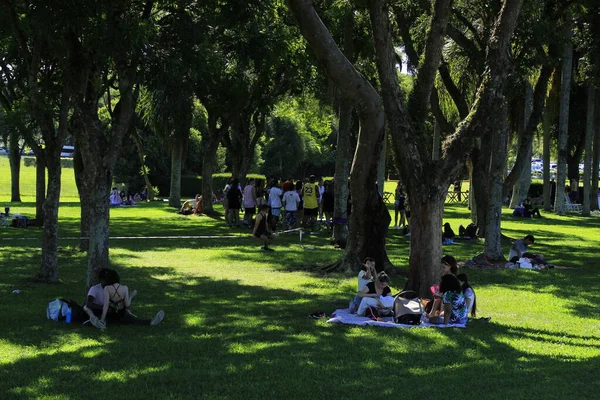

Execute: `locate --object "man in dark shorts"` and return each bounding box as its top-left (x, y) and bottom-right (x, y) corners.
top-left (253, 204), bottom-right (275, 251)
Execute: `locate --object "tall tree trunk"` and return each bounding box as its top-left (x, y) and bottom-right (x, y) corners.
top-left (37, 151), bottom-right (61, 282)
top-left (73, 148), bottom-right (90, 252)
top-left (8, 131), bottom-right (21, 202)
top-left (377, 127), bottom-right (387, 194)
top-left (593, 95), bottom-right (600, 211)
top-left (472, 137), bottom-right (491, 237)
top-left (168, 138), bottom-right (183, 208)
top-left (332, 99), bottom-right (352, 242)
top-left (484, 104), bottom-right (509, 260)
top-left (509, 83), bottom-right (533, 208)
top-left (202, 115), bottom-right (228, 214)
top-left (406, 191), bottom-right (446, 296)
top-left (35, 152), bottom-right (46, 222)
top-left (432, 118), bottom-right (441, 161)
top-left (543, 106), bottom-right (552, 211)
top-left (582, 86), bottom-right (595, 216)
top-left (554, 35), bottom-right (573, 215)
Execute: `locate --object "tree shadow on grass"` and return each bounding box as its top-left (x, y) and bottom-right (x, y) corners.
top-left (1, 265), bottom-right (599, 399)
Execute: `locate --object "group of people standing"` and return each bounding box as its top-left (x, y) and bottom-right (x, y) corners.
top-left (223, 175), bottom-right (335, 231)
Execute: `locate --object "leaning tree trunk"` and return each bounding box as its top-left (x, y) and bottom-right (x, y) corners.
top-left (554, 35), bottom-right (573, 215)
top-left (37, 153), bottom-right (61, 282)
top-left (484, 105), bottom-right (509, 261)
top-left (287, 0), bottom-right (390, 273)
top-left (471, 137), bottom-right (492, 237)
top-left (8, 131), bottom-right (22, 202)
top-left (168, 138), bottom-right (183, 208)
top-left (509, 84), bottom-right (533, 208)
top-left (341, 115), bottom-right (389, 272)
top-left (582, 86), bottom-right (595, 216)
top-left (35, 152), bottom-right (46, 222)
top-left (332, 99), bottom-right (353, 242)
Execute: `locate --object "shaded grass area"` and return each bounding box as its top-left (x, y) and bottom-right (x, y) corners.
top-left (1, 194), bottom-right (600, 399)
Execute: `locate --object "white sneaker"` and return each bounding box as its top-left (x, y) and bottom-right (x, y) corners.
top-left (89, 316), bottom-right (106, 329)
top-left (151, 310), bottom-right (165, 326)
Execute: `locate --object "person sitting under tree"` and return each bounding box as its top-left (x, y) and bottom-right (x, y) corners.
top-left (253, 204), bottom-right (275, 252)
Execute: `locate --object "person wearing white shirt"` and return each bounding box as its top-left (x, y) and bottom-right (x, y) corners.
top-left (282, 188), bottom-right (300, 230)
top-left (268, 180), bottom-right (283, 231)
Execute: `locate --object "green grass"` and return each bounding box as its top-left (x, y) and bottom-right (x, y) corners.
top-left (2, 160), bottom-right (600, 399)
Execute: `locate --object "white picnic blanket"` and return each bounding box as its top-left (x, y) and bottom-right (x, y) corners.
top-left (326, 308), bottom-right (466, 329)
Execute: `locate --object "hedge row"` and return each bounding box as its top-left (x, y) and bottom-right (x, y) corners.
top-left (23, 157), bottom-right (74, 169)
top-left (180, 173), bottom-right (267, 198)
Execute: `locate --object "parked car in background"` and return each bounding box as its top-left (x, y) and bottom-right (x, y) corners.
top-left (0, 147), bottom-right (7, 155)
top-left (60, 145), bottom-right (74, 158)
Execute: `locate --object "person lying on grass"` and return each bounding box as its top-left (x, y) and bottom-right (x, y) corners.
top-left (349, 257), bottom-right (376, 314)
top-left (356, 272), bottom-right (392, 316)
top-left (428, 274), bottom-right (468, 325)
top-left (84, 268), bottom-right (164, 329)
top-left (253, 204), bottom-right (275, 252)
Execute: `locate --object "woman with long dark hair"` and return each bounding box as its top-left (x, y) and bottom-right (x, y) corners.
top-left (457, 273), bottom-right (477, 318)
top-left (428, 274), bottom-right (468, 325)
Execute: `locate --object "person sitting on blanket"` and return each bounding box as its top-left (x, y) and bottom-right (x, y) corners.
top-left (457, 273), bottom-right (476, 318)
top-left (349, 257), bottom-right (376, 314)
top-left (179, 194), bottom-right (202, 215)
top-left (442, 223), bottom-right (456, 241)
top-left (83, 268), bottom-right (164, 329)
top-left (428, 274), bottom-right (468, 325)
top-left (523, 197), bottom-right (541, 218)
top-left (426, 256), bottom-right (458, 317)
top-left (356, 272), bottom-right (392, 316)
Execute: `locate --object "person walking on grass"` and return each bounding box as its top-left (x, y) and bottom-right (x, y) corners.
top-left (268, 180), bottom-right (283, 231)
top-left (393, 182), bottom-right (406, 229)
top-left (253, 204), bottom-right (275, 252)
top-left (243, 179), bottom-right (257, 227)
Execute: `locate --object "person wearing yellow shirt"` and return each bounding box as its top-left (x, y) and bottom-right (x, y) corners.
top-left (303, 175), bottom-right (319, 230)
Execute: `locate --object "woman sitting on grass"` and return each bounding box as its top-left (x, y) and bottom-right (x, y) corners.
top-left (457, 273), bottom-right (477, 318)
top-left (428, 274), bottom-right (468, 325)
top-left (94, 269), bottom-right (164, 329)
top-left (349, 258), bottom-right (376, 314)
top-left (356, 272), bottom-right (392, 316)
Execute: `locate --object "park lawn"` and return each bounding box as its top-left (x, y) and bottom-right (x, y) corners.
top-left (1, 161), bottom-right (600, 399)
top-left (1, 195), bottom-right (600, 400)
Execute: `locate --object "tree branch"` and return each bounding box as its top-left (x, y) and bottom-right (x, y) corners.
top-left (438, 60), bottom-right (469, 119)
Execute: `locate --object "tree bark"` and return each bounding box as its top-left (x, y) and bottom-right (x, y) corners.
top-left (554, 33), bottom-right (573, 215)
top-left (543, 104), bottom-right (552, 211)
top-left (484, 104), bottom-right (509, 260)
top-left (8, 130), bottom-right (21, 202)
top-left (202, 114), bottom-right (228, 213)
top-left (73, 148), bottom-right (90, 252)
top-left (37, 151), bottom-right (61, 282)
top-left (287, 0), bottom-right (389, 272)
top-left (369, 0), bottom-right (523, 296)
top-left (168, 137), bottom-right (184, 208)
top-left (332, 99), bottom-right (352, 242)
top-left (592, 95), bottom-right (600, 211)
top-left (509, 84), bottom-right (533, 208)
top-left (504, 65), bottom-right (552, 199)
top-left (35, 152), bottom-right (46, 222)
top-left (582, 86), bottom-right (595, 216)
top-left (406, 191), bottom-right (446, 296)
